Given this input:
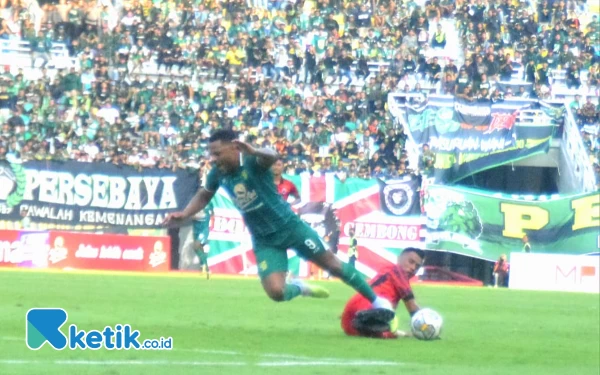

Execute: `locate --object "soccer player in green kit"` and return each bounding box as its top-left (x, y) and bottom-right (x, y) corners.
top-left (192, 202), bottom-right (213, 279)
top-left (164, 130), bottom-right (394, 316)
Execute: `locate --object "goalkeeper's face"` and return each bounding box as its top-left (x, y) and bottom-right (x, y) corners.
top-left (271, 159), bottom-right (284, 177)
top-left (399, 251), bottom-right (424, 279)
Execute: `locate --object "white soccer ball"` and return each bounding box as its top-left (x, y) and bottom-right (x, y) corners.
top-left (411, 308), bottom-right (443, 340)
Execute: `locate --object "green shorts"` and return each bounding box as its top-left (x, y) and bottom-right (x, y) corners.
top-left (252, 216), bottom-right (327, 279)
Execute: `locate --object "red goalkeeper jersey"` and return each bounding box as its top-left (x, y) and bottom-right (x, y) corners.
top-left (277, 178), bottom-right (299, 202)
top-left (341, 265), bottom-right (414, 337)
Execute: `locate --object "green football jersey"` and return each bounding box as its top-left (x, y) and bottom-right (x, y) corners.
top-left (205, 155), bottom-right (296, 238)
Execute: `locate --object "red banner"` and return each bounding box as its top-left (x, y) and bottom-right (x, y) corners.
top-left (0, 230), bottom-right (23, 268)
top-left (0, 230), bottom-right (170, 272)
top-left (47, 232), bottom-right (171, 272)
top-left (0, 230), bottom-right (50, 268)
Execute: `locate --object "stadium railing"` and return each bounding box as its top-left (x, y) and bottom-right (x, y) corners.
top-left (0, 39), bottom-right (78, 71)
top-left (563, 103), bottom-right (599, 193)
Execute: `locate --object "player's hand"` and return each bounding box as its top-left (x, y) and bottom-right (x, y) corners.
top-left (162, 212), bottom-right (188, 227)
top-left (232, 140), bottom-right (256, 155)
top-left (394, 330), bottom-right (412, 338)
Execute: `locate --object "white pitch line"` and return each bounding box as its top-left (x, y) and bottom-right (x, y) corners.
top-left (261, 353), bottom-right (312, 360)
top-left (1, 338), bottom-right (404, 367)
top-left (54, 360), bottom-right (247, 366)
top-left (0, 359), bottom-right (402, 367)
top-left (0, 337), bottom-right (22, 341)
top-left (179, 349), bottom-right (396, 364)
top-left (0, 360), bottom-right (246, 367)
top-left (176, 348), bottom-right (240, 355)
top-left (257, 360), bottom-right (402, 367)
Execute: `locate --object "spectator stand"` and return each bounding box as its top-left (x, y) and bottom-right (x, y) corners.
top-left (0, 0), bottom-right (595, 191)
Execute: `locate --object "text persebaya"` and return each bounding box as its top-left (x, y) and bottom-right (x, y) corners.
top-left (24, 171), bottom-right (177, 210)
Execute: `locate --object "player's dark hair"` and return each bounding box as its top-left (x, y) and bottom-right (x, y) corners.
top-left (402, 247), bottom-right (426, 260)
top-left (209, 129), bottom-right (238, 143)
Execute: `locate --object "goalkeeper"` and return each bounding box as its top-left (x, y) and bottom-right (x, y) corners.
top-left (341, 248), bottom-right (425, 339)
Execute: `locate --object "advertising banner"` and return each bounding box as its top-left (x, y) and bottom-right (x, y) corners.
top-left (402, 97), bottom-right (556, 183)
top-left (509, 252), bottom-right (600, 293)
top-left (0, 160), bottom-right (199, 229)
top-left (0, 230), bottom-right (50, 268)
top-left (0, 230), bottom-right (170, 272)
top-left (47, 232), bottom-right (171, 272)
top-left (423, 185), bottom-right (600, 261)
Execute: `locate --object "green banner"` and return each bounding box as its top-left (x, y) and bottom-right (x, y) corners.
top-left (423, 185), bottom-right (600, 261)
top-left (403, 98), bottom-right (557, 184)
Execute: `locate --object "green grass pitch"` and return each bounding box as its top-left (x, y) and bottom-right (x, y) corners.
top-left (0, 269), bottom-right (598, 375)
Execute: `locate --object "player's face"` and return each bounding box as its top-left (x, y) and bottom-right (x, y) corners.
top-left (272, 160), bottom-right (284, 176)
top-left (209, 141), bottom-right (239, 173)
top-left (399, 252), bottom-right (424, 279)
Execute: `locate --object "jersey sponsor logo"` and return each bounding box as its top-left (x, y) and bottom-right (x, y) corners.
top-left (259, 260), bottom-right (268, 271)
top-left (232, 183), bottom-right (260, 211)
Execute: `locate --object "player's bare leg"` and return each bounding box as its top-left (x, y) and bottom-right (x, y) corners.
top-left (261, 272), bottom-right (288, 301)
top-left (194, 241), bottom-right (204, 275)
top-left (261, 272), bottom-right (329, 302)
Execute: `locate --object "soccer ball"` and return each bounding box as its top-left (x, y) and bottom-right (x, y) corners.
top-left (411, 308), bottom-right (443, 340)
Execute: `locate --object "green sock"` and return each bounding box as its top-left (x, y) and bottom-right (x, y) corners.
top-left (283, 284), bottom-right (302, 301)
top-left (340, 262), bottom-right (377, 302)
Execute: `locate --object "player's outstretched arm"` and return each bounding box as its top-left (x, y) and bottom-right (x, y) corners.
top-left (404, 298), bottom-right (421, 317)
top-left (233, 140), bottom-right (279, 169)
top-left (163, 188), bottom-right (216, 227)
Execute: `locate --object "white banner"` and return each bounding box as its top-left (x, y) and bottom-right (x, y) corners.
top-left (509, 252), bottom-right (600, 293)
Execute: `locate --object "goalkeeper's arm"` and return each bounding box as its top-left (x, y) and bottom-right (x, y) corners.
top-left (404, 298), bottom-right (421, 317)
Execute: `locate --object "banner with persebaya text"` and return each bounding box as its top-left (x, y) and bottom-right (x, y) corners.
top-left (403, 97), bottom-right (556, 183)
top-left (423, 184), bottom-right (600, 261)
top-left (0, 160), bottom-right (200, 230)
top-left (196, 175), bottom-right (425, 278)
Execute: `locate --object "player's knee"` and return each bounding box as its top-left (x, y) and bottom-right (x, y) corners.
top-left (265, 287), bottom-right (285, 302)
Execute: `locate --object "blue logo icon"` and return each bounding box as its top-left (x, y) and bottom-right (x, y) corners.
top-left (26, 308), bottom-right (172, 350)
top-left (26, 308), bottom-right (68, 350)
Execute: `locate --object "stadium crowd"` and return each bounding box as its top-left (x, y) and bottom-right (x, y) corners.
top-left (0, 0), bottom-right (598, 183)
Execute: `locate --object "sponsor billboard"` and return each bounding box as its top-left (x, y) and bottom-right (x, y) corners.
top-left (509, 253), bottom-right (600, 293)
top-left (0, 230), bottom-right (170, 272)
top-left (0, 230), bottom-right (50, 268)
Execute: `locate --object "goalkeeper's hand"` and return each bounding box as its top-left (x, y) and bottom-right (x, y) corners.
top-left (393, 330), bottom-right (412, 338)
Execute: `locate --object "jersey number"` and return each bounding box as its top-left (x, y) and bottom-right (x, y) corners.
top-left (304, 239), bottom-right (318, 252)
